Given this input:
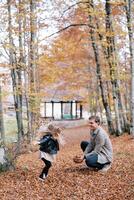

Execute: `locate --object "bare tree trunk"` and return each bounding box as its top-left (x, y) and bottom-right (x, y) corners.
top-left (105, 0), bottom-right (122, 135)
top-left (7, 0), bottom-right (24, 147)
top-left (21, 3), bottom-right (31, 141)
top-left (88, 0), bottom-right (115, 134)
top-left (0, 84), bottom-right (15, 171)
top-left (0, 86), bottom-right (5, 143)
top-left (92, 0), bottom-right (128, 133)
top-left (124, 0), bottom-right (134, 137)
top-left (124, 53), bottom-right (130, 112)
top-left (18, 0), bottom-right (24, 136)
top-left (28, 0), bottom-right (38, 142)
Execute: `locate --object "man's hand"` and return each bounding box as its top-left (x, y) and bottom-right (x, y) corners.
top-left (73, 155), bottom-right (84, 163)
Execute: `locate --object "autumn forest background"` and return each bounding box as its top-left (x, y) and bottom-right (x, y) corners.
top-left (0, 0), bottom-right (134, 193)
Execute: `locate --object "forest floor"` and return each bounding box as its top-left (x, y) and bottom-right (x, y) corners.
top-left (0, 125), bottom-right (134, 200)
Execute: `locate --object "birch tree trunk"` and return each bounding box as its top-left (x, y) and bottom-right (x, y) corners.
top-left (21, 3), bottom-right (31, 141)
top-left (105, 0), bottom-right (123, 135)
top-left (28, 0), bottom-right (38, 142)
top-left (0, 85), bottom-right (5, 143)
top-left (124, 0), bottom-right (134, 137)
top-left (7, 0), bottom-right (24, 147)
top-left (18, 0), bottom-right (24, 136)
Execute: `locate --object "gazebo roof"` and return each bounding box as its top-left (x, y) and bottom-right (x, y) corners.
top-left (43, 89), bottom-right (85, 102)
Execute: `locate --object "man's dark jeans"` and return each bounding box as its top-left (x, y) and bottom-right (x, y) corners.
top-left (81, 141), bottom-right (105, 169)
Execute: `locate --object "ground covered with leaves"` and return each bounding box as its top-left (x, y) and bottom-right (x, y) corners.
top-left (0, 125), bottom-right (134, 200)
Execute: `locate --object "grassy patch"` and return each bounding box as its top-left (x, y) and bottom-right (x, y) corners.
top-left (4, 114), bottom-right (28, 143)
top-left (4, 114), bottom-right (17, 142)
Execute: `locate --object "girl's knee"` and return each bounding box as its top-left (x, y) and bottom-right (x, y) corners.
top-left (46, 161), bottom-right (52, 168)
top-left (48, 162), bottom-right (52, 168)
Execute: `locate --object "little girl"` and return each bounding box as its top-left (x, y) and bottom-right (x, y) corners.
top-left (37, 124), bottom-right (64, 181)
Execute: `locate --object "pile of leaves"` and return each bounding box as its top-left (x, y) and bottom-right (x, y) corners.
top-left (0, 125), bottom-right (133, 200)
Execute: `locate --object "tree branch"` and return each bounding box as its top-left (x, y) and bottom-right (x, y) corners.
top-left (46, 23), bottom-right (89, 38)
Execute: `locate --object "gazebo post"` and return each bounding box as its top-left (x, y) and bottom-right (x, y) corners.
top-left (44, 102), bottom-right (46, 118)
top-left (52, 101), bottom-right (54, 119)
top-left (80, 104), bottom-right (83, 119)
top-left (70, 101), bottom-right (73, 119)
top-left (75, 101), bottom-right (78, 119)
top-left (61, 101), bottom-right (63, 119)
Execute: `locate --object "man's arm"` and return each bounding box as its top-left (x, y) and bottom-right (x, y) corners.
top-left (85, 134), bottom-right (105, 157)
top-left (84, 141), bottom-right (94, 155)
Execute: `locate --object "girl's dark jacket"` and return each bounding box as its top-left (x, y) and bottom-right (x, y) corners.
top-left (38, 133), bottom-right (59, 155)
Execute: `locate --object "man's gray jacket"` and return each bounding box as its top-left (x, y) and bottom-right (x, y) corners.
top-left (84, 127), bottom-right (113, 164)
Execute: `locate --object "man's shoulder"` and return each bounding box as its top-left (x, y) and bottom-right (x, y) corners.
top-left (98, 127), bottom-right (108, 137)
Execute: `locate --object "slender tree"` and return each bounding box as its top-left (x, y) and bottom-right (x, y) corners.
top-left (105, 0), bottom-right (123, 135)
top-left (7, 0), bottom-right (24, 148)
top-left (28, 0), bottom-right (39, 141)
top-left (88, 0), bottom-right (115, 134)
top-left (0, 85), bottom-right (5, 143)
top-left (124, 0), bottom-right (134, 137)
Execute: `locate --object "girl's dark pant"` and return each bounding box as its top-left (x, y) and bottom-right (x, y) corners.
top-left (81, 141), bottom-right (106, 169)
top-left (40, 158), bottom-right (52, 177)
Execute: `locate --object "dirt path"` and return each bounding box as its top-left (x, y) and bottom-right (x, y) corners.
top-left (0, 125), bottom-right (134, 200)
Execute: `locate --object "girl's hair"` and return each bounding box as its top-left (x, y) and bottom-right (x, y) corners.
top-left (88, 116), bottom-right (101, 125)
top-left (47, 124), bottom-right (62, 136)
top-left (37, 124), bottom-right (62, 139)
top-left (47, 124), bottom-right (55, 131)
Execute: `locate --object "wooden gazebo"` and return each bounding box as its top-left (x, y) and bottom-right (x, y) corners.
top-left (41, 100), bottom-right (83, 120)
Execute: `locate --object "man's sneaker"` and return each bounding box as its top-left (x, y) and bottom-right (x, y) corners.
top-left (39, 173), bottom-right (47, 181)
top-left (99, 163), bottom-right (111, 173)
